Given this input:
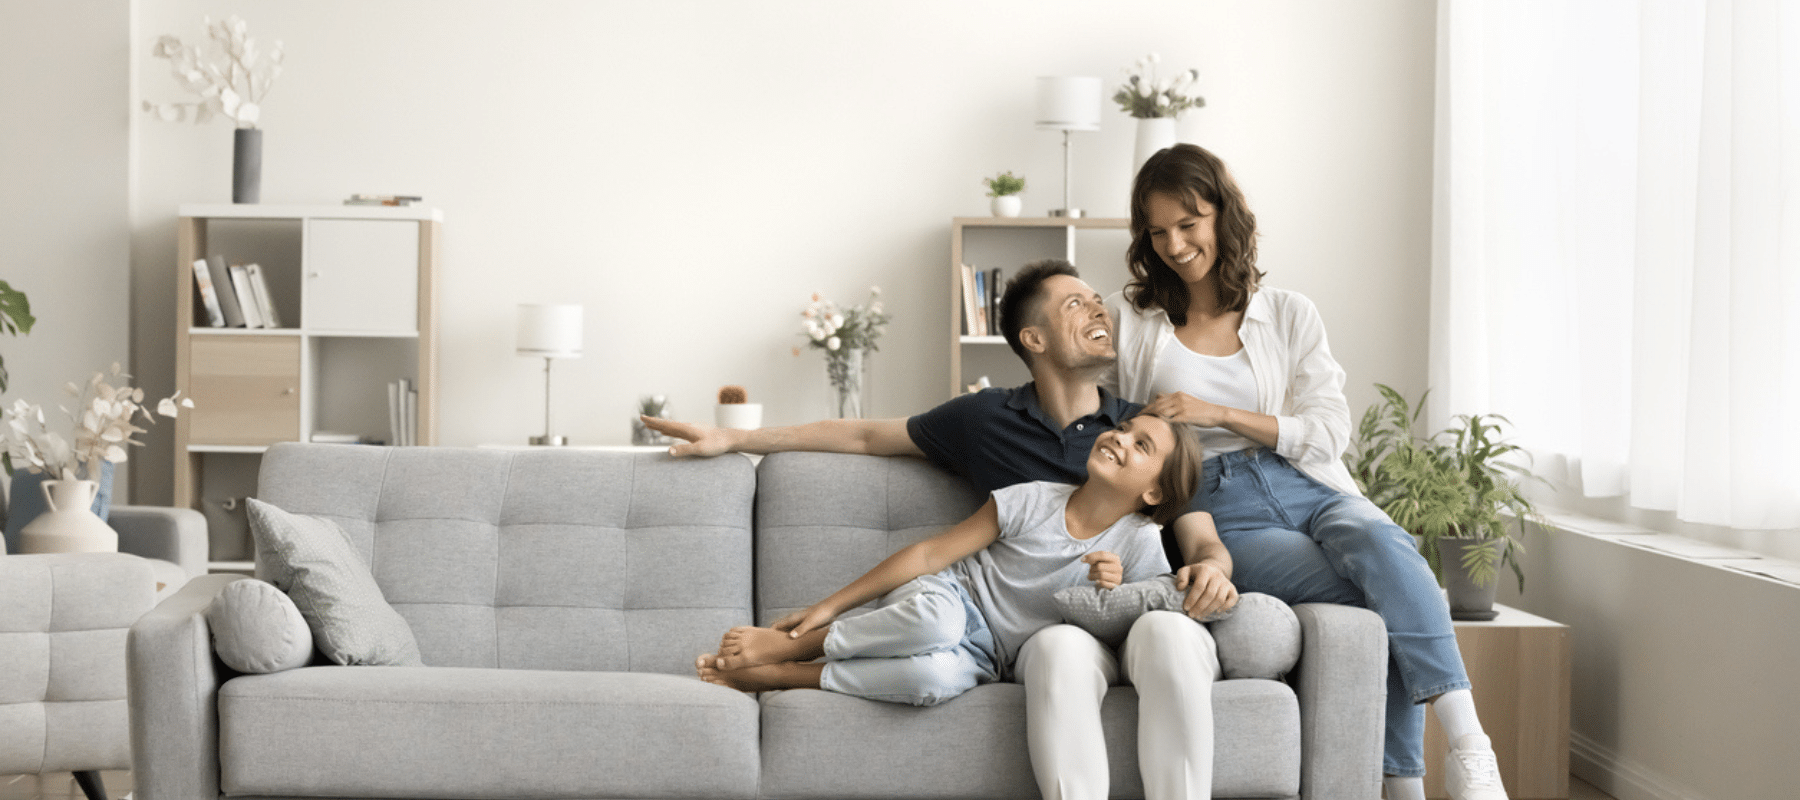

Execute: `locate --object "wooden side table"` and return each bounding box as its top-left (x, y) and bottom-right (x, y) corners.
top-left (1424, 602), bottom-right (1572, 800)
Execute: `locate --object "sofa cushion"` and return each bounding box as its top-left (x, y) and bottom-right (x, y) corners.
top-left (1210, 591), bottom-right (1303, 680)
top-left (206, 577), bottom-right (313, 674)
top-left (1052, 574), bottom-right (1233, 646)
top-left (246, 498), bottom-right (421, 667)
top-left (217, 666), bottom-right (759, 799)
top-left (759, 679), bottom-right (1300, 799)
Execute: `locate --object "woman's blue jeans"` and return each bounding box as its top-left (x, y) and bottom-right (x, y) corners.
top-left (1203, 449), bottom-right (1469, 778)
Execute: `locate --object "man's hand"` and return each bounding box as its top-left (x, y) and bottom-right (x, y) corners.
top-left (1081, 551), bottom-right (1124, 590)
top-left (639, 415), bottom-right (736, 457)
top-left (1174, 561), bottom-right (1238, 620)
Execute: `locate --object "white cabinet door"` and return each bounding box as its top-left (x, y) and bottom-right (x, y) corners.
top-left (303, 219), bottom-right (419, 332)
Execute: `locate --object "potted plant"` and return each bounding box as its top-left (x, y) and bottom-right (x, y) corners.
top-left (983, 172), bottom-right (1025, 218)
top-left (1113, 53), bottom-right (1205, 172)
top-left (1344, 384), bottom-right (1545, 620)
top-left (714, 385), bottom-right (762, 430)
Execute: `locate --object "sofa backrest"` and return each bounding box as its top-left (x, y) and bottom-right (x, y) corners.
top-left (257, 444), bottom-right (755, 675)
top-left (753, 452), bottom-right (985, 625)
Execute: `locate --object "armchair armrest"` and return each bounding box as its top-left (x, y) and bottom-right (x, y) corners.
top-left (127, 574), bottom-right (239, 800)
top-left (1291, 603), bottom-right (1387, 800)
top-left (111, 505), bottom-right (208, 579)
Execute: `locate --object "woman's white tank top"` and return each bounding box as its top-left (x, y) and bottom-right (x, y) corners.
top-left (1148, 337), bottom-right (1259, 458)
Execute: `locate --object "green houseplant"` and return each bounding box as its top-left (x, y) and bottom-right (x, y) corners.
top-left (1345, 385), bottom-right (1545, 618)
top-left (983, 172), bottom-right (1025, 218)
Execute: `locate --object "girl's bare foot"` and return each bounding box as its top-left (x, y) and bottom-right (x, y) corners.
top-left (715, 625), bottom-right (820, 670)
top-left (698, 656), bottom-right (824, 694)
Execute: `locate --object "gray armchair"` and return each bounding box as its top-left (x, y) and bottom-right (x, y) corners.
top-left (0, 553), bottom-right (158, 800)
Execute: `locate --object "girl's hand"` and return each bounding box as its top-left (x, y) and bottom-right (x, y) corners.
top-left (773, 603), bottom-right (839, 638)
top-left (1174, 562), bottom-right (1239, 619)
top-left (1082, 551), bottom-right (1124, 590)
top-left (1142, 391), bottom-right (1230, 428)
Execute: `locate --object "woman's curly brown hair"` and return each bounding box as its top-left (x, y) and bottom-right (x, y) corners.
top-left (1124, 144), bottom-right (1264, 325)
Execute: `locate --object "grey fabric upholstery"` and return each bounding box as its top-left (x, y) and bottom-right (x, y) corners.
top-left (246, 498), bottom-right (422, 666)
top-left (110, 505), bottom-right (209, 579)
top-left (128, 445), bottom-right (1384, 800)
top-left (0, 553), bottom-right (154, 775)
top-left (205, 577), bottom-right (313, 674)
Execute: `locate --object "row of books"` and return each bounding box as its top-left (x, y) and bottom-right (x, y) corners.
top-left (388, 379), bottom-right (419, 447)
top-left (344, 194), bottom-right (423, 207)
top-left (960, 264), bottom-right (1005, 337)
top-left (192, 256), bottom-right (282, 329)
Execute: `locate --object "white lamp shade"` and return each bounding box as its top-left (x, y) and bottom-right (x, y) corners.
top-left (516, 304), bottom-right (583, 359)
top-left (1035, 76), bottom-right (1102, 131)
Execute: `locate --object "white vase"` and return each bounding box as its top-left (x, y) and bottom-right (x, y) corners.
top-left (19, 480), bottom-right (118, 554)
top-left (990, 195), bottom-right (1022, 218)
top-left (1133, 117), bottom-right (1179, 176)
top-left (715, 403), bottom-right (763, 430)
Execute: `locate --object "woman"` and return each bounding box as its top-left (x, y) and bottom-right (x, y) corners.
top-left (1104, 144), bottom-right (1508, 800)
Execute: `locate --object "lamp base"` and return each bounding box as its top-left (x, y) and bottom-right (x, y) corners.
top-left (528, 435), bottom-right (571, 447)
top-left (1048, 208), bottom-right (1086, 218)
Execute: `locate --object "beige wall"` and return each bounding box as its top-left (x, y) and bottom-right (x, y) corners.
top-left (0, 2), bottom-right (134, 495)
top-left (123, 0), bottom-right (1437, 505)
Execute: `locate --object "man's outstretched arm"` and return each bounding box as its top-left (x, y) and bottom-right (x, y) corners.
top-left (638, 415), bottom-right (924, 458)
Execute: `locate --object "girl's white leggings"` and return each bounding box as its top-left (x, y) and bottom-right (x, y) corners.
top-left (1013, 611), bottom-right (1219, 800)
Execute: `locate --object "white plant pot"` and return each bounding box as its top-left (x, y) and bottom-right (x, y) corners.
top-left (715, 403), bottom-right (763, 430)
top-left (990, 195), bottom-right (1022, 218)
top-left (1133, 117), bottom-right (1179, 175)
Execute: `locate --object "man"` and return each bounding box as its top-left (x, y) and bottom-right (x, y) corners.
top-left (644, 259), bottom-right (1233, 800)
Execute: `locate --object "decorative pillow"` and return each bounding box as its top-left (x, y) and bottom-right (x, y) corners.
top-left (1053, 574), bottom-right (1232, 648)
top-left (245, 498), bottom-right (423, 666)
top-left (1208, 592), bottom-right (1302, 680)
top-left (206, 577), bottom-right (315, 673)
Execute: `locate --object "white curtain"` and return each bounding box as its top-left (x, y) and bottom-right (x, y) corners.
top-left (1432, 0), bottom-right (1800, 530)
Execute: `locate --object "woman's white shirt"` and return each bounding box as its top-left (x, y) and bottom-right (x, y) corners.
top-left (1104, 287), bottom-right (1362, 497)
top-left (1149, 339), bottom-right (1259, 457)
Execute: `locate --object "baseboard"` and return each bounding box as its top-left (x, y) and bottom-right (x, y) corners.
top-left (1570, 731), bottom-right (1709, 800)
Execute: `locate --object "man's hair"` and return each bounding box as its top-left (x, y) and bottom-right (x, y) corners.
top-left (1135, 411), bottom-right (1204, 527)
top-left (998, 259), bottom-right (1081, 365)
top-left (1123, 143), bottom-right (1265, 325)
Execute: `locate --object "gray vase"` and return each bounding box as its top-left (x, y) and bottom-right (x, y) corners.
top-left (1438, 537), bottom-right (1501, 621)
top-left (233, 127), bottom-right (262, 204)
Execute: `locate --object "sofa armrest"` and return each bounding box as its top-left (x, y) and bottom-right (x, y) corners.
top-left (1291, 603), bottom-right (1387, 800)
top-left (128, 574), bottom-right (239, 800)
top-left (111, 505), bottom-right (208, 579)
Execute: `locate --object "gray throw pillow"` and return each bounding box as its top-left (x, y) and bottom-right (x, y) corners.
top-left (1208, 591), bottom-right (1302, 680)
top-left (207, 577), bottom-right (315, 673)
top-left (1053, 574), bottom-right (1232, 648)
top-left (245, 498), bottom-right (423, 666)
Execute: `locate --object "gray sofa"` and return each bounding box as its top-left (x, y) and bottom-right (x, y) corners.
top-left (129, 444), bottom-right (1387, 800)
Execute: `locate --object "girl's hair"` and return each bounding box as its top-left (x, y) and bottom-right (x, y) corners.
top-left (1123, 143), bottom-right (1265, 326)
top-left (1134, 411), bottom-right (1204, 527)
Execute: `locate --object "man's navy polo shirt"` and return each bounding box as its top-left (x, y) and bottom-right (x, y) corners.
top-left (905, 384), bottom-right (1210, 565)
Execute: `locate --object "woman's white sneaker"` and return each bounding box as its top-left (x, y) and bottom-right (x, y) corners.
top-left (1444, 734), bottom-right (1508, 800)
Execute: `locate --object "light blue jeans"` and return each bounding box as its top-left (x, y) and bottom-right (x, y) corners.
top-left (818, 571), bottom-right (1001, 707)
top-left (1203, 449), bottom-right (1469, 778)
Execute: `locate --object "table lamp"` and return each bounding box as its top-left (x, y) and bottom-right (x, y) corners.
top-left (516, 303), bottom-right (583, 446)
top-left (1035, 76), bottom-right (1102, 218)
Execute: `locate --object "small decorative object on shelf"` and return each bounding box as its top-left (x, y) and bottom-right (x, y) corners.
top-left (797, 288), bottom-right (889, 419)
top-left (1, 364), bottom-right (192, 554)
top-left (143, 15), bottom-right (285, 204)
top-left (983, 172), bottom-right (1025, 218)
top-left (344, 194), bottom-right (423, 207)
top-left (1113, 52), bottom-right (1204, 174)
top-left (714, 385), bottom-right (763, 431)
top-left (632, 395), bottom-right (672, 446)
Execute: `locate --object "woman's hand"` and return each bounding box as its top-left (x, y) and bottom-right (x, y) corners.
top-left (1082, 551), bottom-right (1125, 590)
top-left (1174, 562), bottom-right (1238, 620)
top-left (1142, 391), bottom-right (1232, 428)
top-left (772, 603), bottom-right (839, 638)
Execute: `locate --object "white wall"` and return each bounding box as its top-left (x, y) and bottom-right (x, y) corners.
top-left (0, 2), bottom-right (134, 496)
top-left (125, 0), bottom-right (1437, 504)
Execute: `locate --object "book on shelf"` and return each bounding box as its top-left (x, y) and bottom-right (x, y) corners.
top-left (987, 268), bottom-right (1003, 336)
top-left (192, 258), bottom-right (226, 327)
top-left (388, 378), bottom-right (418, 446)
top-left (973, 270), bottom-right (989, 336)
top-left (959, 263), bottom-right (978, 335)
top-left (206, 254), bottom-right (247, 327)
top-left (245, 263), bottom-right (281, 328)
top-left (227, 265), bottom-right (265, 328)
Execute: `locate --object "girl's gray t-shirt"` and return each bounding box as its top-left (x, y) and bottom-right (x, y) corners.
top-left (952, 481), bottom-right (1171, 677)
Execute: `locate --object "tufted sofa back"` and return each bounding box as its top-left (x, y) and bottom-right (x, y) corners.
top-left (256, 444), bottom-right (755, 675)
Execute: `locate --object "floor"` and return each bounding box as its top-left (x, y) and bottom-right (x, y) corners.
top-left (4, 770), bottom-right (1619, 800)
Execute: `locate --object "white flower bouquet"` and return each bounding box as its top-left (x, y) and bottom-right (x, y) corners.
top-left (143, 15), bottom-right (284, 128)
top-left (1113, 53), bottom-right (1204, 119)
top-left (797, 288), bottom-right (890, 416)
top-left (2, 364), bottom-right (192, 481)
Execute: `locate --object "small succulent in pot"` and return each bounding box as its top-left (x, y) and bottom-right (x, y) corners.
top-left (718, 385), bottom-right (748, 405)
top-left (714, 385), bottom-right (762, 431)
top-left (982, 172), bottom-right (1026, 198)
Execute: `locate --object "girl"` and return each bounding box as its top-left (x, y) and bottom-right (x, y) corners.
top-left (696, 411), bottom-right (1202, 707)
top-left (1106, 143), bottom-right (1507, 800)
